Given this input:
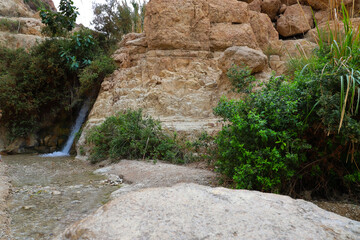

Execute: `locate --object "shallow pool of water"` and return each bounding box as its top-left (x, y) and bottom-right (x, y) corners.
top-left (3, 154), bottom-right (118, 240)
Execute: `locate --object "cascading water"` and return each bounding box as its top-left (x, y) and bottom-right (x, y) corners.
top-left (41, 102), bottom-right (90, 157)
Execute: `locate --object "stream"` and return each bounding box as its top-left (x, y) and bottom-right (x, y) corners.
top-left (3, 154), bottom-right (118, 240)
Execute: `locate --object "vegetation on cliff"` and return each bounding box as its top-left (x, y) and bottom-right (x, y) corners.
top-left (92, 0), bottom-right (146, 42)
top-left (214, 5), bottom-right (360, 198)
top-left (0, 0), bottom-right (116, 140)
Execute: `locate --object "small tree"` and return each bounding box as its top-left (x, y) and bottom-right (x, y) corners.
top-left (40, 0), bottom-right (79, 37)
top-left (92, 0), bottom-right (146, 41)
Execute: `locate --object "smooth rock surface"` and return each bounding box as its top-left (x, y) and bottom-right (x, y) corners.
top-left (56, 183), bottom-right (360, 240)
top-left (93, 160), bottom-right (217, 199)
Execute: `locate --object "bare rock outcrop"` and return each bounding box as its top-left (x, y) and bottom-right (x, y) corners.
top-left (78, 0), bottom-right (281, 151)
top-left (56, 183), bottom-right (360, 240)
top-left (277, 4), bottom-right (314, 37)
top-left (261, 0), bottom-right (282, 20)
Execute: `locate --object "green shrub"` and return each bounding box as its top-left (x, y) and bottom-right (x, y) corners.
top-left (214, 74), bottom-right (310, 192)
top-left (86, 109), bottom-right (184, 164)
top-left (40, 0), bottom-right (79, 37)
top-left (78, 54), bottom-right (116, 96)
top-left (213, 4), bottom-right (360, 197)
top-left (227, 66), bottom-right (256, 93)
top-left (0, 29), bottom-right (113, 139)
top-left (0, 18), bottom-right (20, 33)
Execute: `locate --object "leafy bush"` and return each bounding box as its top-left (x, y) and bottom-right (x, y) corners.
top-left (79, 54), bottom-right (116, 96)
top-left (214, 74), bottom-right (310, 192)
top-left (0, 29), bottom-right (113, 139)
top-left (40, 0), bottom-right (79, 37)
top-left (214, 7), bottom-right (360, 196)
top-left (86, 109), bottom-right (184, 164)
top-left (227, 66), bottom-right (256, 93)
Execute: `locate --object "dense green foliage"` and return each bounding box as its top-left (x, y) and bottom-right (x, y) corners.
top-left (86, 109), bottom-right (184, 164)
top-left (40, 0), bottom-right (79, 37)
top-left (0, 30), bottom-right (115, 139)
top-left (214, 75), bottom-right (310, 192)
top-left (92, 0), bottom-right (146, 41)
top-left (214, 6), bottom-right (360, 197)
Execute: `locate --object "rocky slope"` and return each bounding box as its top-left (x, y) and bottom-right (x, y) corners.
top-left (77, 0), bottom-right (326, 153)
top-left (0, 0), bottom-right (54, 49)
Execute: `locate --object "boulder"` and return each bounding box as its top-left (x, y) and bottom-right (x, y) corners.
top-left (261, 0), bottom-right (282, 21)
top-left (56, 183), bottom-right (360, 240)
top-left (219, 46), bottom-right (268, 74)
top-left (249, 11), bottom-right (279, 50)
top-left (276, 5), bottom-right (314, 37)
top-left (249, 0), bottom-right (262, 12)
top-left (315, 10), bottom-right (331, 24)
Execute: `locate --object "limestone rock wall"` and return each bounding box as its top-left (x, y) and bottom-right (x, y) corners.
top-left (78, 0), bottom-right (322, 154)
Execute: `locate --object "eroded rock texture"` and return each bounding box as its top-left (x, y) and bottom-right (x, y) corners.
top-left (78, 0), bottom-right (283, 152)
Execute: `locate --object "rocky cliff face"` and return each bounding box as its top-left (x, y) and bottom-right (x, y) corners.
top-left (77, 0), bottom-right (323, 153)
top-left (0, 0), bottom-right (55, 49)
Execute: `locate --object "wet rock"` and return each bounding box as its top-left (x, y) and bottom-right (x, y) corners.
top-left (56, 183), bottom-right (360, 240)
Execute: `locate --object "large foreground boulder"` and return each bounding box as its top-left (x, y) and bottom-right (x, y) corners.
top-left (56, 183), bottom-right (360, 240)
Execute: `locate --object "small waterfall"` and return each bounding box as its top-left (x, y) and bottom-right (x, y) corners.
top-left (41, 102), bottom-right (90, 157)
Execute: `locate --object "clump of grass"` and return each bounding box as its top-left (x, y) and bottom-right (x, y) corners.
top-left (0, 18), bottom-right (20, 33)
